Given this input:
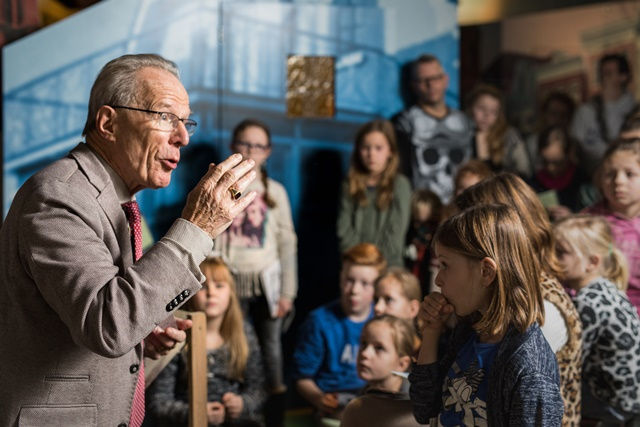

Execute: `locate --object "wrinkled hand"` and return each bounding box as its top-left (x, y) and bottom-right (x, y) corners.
top-left (143, 317), bottom-right (192, 359)
top-left (207, 401), bottom-right (226, 425)
top-left (276, 297), bottom-right (293, 318)
top-left (418, 292), bottom-right (454, 335)
top-left (222, 392), bottom-right (244, 419)
top-left (182, 153), bottom-right (257, 239)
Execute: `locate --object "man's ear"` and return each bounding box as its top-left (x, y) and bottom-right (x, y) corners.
top-left (480, 257), bottom-right (497, 287)
top-left (95, 105), bottom-right (118, 143)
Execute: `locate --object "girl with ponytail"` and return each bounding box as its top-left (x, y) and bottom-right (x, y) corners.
top-left (554, 214), bottom-right (640, 423)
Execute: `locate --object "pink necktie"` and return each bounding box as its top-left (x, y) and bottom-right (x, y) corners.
top-left (121, 201), bottom-right (145, 426)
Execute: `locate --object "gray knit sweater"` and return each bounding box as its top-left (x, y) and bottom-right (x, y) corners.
top-left (409, 321), bottom-right (564, 426)
top-left (146, 322), bottom-right (266, 426)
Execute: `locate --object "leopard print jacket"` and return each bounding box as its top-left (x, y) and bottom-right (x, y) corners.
top-left (540, 273), bottom-right (583, 427)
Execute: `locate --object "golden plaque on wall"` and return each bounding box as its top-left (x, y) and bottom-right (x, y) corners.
top-left (286, 55), bottom-right (335, 118)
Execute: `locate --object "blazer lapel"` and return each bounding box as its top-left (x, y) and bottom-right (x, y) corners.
top-left (69, 143), bottom-right (133, 270)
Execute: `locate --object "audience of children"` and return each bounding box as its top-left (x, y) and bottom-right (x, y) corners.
top-left (410, 204), bottom-right (564, 426)
top-left (337, 119), bottom-right (412, 267)
top-left (585, 138), bottom-right (640, 317)
top-left (144, 53), bottom-right (640, 427)
top-left (217, 118), bottom-right (298, 426)
top-left (530, 125), bottom-right (596, 220)
top-left (146, 258), bottom-right (266, 427)
top-left (292, 243), bottom-right (386, 421)
top-left (455, 172), bottom-right (583, 426)
top-left (466, 84), bottom-right (533, 177)
top-left (554, 215), bottom-right (640, 425)
top-left (341, 315), bottom-right (422, 427)
top-left (403, 189), bottom-right (442, 293)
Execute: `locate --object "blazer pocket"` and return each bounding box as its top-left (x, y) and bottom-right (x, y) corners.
top-left (18, 404), bottom-right (97, 427)
top-left (44, 374), bottom-right (92, 404)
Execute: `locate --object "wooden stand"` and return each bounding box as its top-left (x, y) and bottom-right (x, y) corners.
top-left (187, 311), bottom-right (207, 427)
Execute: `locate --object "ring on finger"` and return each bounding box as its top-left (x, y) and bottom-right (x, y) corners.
top-left (229, 187), bottom-right (242, 200)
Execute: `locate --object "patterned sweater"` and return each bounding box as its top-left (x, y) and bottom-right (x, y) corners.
top-left (217, 177), bottom-right (297, 300)
top-left (146, 322), bottom-right (266, 426)
top-left (409, 321), bottom-right (564, 426)
top-left (540, 273), bottom-right (583, 426)
top-left (573, 278), bottom-right (640, 414)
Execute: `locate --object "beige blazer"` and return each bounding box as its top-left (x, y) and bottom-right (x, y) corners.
top-left (0, 144), bottom-right (204, 426)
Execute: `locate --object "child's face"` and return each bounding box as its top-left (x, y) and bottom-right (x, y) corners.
top-left (601, 151), bottom-right (640, 214)
top-left (414, 201), bottom-right (432, 223)
top-left (359, 131), bottom-right (391, 177)
top-left (455, 172), bottom-right (482, 196)
top-left (192, 275), bottom-right (232, 319)
top-left (374, 277), bottom-right (417, 320)
top-left (471, 94), bottom-right (500, 132)
top-left (434, 244), bottom-right (491, 316)
top-left (357, 321), bottom-right (406, 384)
top-left (555, 238), bottom-right (587, 289)
top-left (540, 134), bottom-right (568, 177)
top-left (340, 263), bottom-right (377, 318)
top-left (231, 125), bottom-right (271, 170)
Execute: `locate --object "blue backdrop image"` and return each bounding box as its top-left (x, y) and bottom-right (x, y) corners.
top-left (3, 0), bottom-right (459, 311)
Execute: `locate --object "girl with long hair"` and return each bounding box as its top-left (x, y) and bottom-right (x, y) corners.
top-left (410, 204), bottom-right (563, 425)
top-left (337, 119), bottom-right (412, 266)
top-left (147, 258), bottom-right (266, 426)
top-left (467, 84), bottom-right (532, 177)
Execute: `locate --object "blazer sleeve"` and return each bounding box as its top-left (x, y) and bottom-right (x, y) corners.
top-left (19, 179), bottom-right (205, 358)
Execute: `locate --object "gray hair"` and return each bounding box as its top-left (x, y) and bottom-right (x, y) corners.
top-left (82, 53), bottom-right (180, 136)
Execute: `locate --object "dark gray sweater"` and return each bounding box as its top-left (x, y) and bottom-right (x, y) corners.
top-left (409, 321), bottom-right (564, 426)
top-left (146, 322), bottom-right (266, 426)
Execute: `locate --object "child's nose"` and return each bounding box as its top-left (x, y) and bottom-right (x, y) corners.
top-left (361, 345), bottom-right (374, 357)
top-left (374, 300), bottom-right (385, 315)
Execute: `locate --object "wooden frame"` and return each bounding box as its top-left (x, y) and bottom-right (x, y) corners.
top-left (187, 311), bottom-right (207, 427)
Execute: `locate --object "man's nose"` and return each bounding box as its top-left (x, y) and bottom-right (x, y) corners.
top-left (171, 122), bottom-right (190, 147)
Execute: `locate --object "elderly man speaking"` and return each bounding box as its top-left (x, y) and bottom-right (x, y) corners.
top-left (0, 54), bottom-right (257, 427)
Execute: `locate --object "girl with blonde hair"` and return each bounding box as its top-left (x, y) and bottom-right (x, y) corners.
top-left (342, 315), bottom-right (421, 427)
top-left (147, 258), bottom-right (266, 426)
top-left (554, 215), bottom-right (640, 424)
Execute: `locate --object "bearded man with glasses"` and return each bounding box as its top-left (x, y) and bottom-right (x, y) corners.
top-left (394, 54), bottom-right (473, 204)
top-left (0, 53), bottom-right (257, 427)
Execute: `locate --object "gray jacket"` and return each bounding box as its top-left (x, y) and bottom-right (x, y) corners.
top-left (0, 144), bottom-right (209, 426)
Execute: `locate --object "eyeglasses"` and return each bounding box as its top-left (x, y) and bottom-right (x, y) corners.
top-left (414, 74), bottom-right (445, 85)
top-left (234, 141), bottom-right (270, 152)
top-left (111, 105), bottom-right (197, 136)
